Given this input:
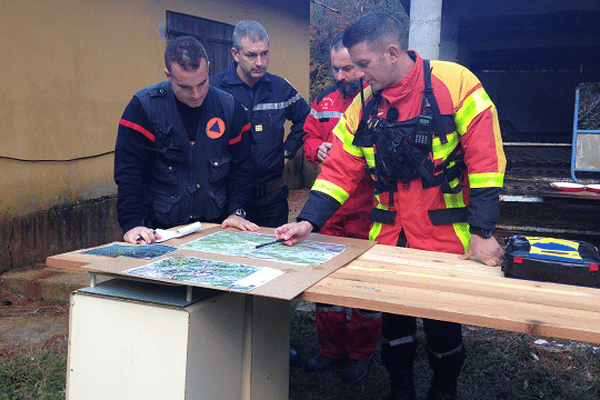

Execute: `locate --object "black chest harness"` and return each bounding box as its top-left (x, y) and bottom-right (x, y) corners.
top-left (353, 60), bottom-right (465, 198)
top-left (352, 60), bottom-right (468, 227)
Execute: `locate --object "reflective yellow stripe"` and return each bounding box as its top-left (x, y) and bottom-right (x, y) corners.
top-left (311, 179), bottom-right (349, 204)
top-left (333, 118), bottom-right (364, 157)
top-left (442, 191), bottom-right (470, 251)
top-left (454, 222), bottom-right (470, 252)
top-left (455, 88), bottom-right (494, 135)
top-left (369, 222), bottom-right (382, 241)
top-left (368, 194), bottom-right (386, 240)
top-left (468, 172), bottom-right (504, 188)
top-left (363, 147), bottom-right (376, 168)
top-left (431, 132), bottom-right (460, 161)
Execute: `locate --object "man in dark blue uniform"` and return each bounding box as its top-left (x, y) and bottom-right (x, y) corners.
top-left (211, 20), bottom-right (310, 228)
top-left (115, 36), bottom-right (258, 244)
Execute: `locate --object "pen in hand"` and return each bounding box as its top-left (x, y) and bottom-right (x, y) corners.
top-left (255, 238), bottom-right (285, 249)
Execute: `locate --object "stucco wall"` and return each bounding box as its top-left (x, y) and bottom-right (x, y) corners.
top-left (0, 0), bottom-right (310, 271)
top-left (0, 0), bottom-right (310, 219)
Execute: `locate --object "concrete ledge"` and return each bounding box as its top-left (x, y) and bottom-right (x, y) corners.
top-left (0, 196), bottom-right (123, 274)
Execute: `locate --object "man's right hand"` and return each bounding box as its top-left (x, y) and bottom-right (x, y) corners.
top-left (317, 142), bottom-right (332, 163)
top-left (274, 221), bottom-right (314, 245)
top-left (123, 226), bottom-right (160, 244)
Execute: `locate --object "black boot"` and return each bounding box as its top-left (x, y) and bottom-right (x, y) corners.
top-left (425, 344), bottom-right (466, 400)
top-left (388, 368), bottom-right (416, 400)
top-left (382, 340), bottom-right (418, 400)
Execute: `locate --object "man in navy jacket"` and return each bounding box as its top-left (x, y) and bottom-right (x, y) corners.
top-left (211, 20), bottom-right (310, 228)
top-left (115, 36), bottom-right (258, 244)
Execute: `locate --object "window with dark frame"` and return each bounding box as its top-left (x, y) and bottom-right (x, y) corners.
top-left (166, 10), bottom-right (234, 75)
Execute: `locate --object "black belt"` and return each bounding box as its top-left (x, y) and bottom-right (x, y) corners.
top-left (252, 177), bottom-right (286, 198)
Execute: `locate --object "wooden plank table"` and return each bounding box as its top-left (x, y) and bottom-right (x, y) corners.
top-left (298, 243), bottom-right (600, 344)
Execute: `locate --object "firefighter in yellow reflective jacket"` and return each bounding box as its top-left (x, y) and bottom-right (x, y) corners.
top-left (275, 12), bottom-right (506, 400)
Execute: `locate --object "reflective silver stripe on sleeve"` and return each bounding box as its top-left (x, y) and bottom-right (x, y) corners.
top-left (253, 93), bottom-right (302, 111)
top-left (309, 109), bottom-right (344, 120)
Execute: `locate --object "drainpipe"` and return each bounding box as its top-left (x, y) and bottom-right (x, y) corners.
top-left (408, 0), bottom-right (443, 60)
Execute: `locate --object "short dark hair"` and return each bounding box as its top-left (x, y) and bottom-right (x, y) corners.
top-left (329, 32), bottom-right (345, 53)
top-left (164, 36), bottom-right (208, 73)
top-left (232, 20), bottom-right (269, 51)
top-left (343, 12), bottom-right (407, 52)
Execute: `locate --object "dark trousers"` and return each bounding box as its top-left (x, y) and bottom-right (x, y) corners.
top-left (247, 198), bottom-right (289, 228)
top-left (381, 312), bottom-right (463, 375)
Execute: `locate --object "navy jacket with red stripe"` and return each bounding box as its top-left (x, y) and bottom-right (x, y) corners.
top-left (114, 82), bottom-right (253, 233)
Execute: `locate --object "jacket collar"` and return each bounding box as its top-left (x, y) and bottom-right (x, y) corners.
top-left (220, 61), bottom-right (272, 89)
top-left (379, 50), bottom-right (423, 107)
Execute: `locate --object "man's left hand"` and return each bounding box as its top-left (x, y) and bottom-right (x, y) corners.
top-left (221, 215), bottom-right (260, 231)
top-left (460, 234), bottom-right (504, 266)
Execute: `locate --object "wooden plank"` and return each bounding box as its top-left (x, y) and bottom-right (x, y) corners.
top-left (300, 277), bottom-right (600, 344)
top-left (299, 243), bottom-right (600, 344)
top-left (327, 260), bottom-right (600, 312)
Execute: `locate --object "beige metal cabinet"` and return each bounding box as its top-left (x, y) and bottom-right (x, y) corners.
top-left (67, 279), bottom-right (289, 400)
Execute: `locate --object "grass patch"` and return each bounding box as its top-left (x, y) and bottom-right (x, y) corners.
top-left (0, 350), bottom-right (66, 400)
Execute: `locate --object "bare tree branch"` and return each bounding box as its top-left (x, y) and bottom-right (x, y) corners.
top-left (310, 0), bottom-right (341, 14)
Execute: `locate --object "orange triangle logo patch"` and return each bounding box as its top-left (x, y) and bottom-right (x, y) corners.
top-left (206, 117), bottom-right (226, 139)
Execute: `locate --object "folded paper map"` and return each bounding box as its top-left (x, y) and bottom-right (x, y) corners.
top-left (155, 222), bottom-right (202, 242)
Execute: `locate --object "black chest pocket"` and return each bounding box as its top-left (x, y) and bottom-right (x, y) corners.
top-left (151, 158), bottom-right (179, 186)
top-left (208, 155), bottom-right (231, 183)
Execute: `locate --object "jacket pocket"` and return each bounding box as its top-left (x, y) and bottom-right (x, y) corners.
top-left (208, 155), bottom-right (231, 183)
top-left (150, 192), bottom-right (181, 227)
top-left (204, 183), bottom-right (227, 220)
top-left (151, 158), bottom-right (179, 186)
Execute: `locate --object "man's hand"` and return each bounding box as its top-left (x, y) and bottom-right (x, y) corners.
top-left (317, 142), bottom-right (332, 163)
top-left (123, 226), bottom-right (161, 245)
top-left (460, 234), bottom-right (504, 266)
top-left (221, 215), bottom-right (260, 231)
top-left (274, 221), bottom-right (314, 245)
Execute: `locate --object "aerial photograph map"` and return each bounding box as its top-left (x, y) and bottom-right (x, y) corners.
top-left (121, 231), bottom-right (348, 292)
top-left (123, 256), bottom-right (283, 292)
top-left (181, 230), bottom-right (348, 265)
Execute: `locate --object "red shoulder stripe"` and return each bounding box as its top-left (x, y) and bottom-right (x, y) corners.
top-left (119, 119), bottom-right (156, 143)
top-left (229, 122), bottom-right (251, 145)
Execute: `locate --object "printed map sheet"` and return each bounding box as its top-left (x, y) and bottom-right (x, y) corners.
top-left (81, 243), bottom-right (178, 259)
top-left (47, 224), bottom-right (375, 300)
top-left (124, 256), bottom-right (283, 292)
top-left (181, 231), bottom-right (347, 265)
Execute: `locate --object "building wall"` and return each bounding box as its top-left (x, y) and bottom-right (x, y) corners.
top-left (0, 0), bottom-right (310, 271)
top-left (1, 0), bottom-right (310, 218)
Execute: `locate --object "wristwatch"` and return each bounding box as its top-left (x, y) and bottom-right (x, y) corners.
top-left (283, 150), bottom-right (293, 159)
top-left (469, 225), bottom-right (494, 238)
top-left (231, 208), bottom-right (247, 219)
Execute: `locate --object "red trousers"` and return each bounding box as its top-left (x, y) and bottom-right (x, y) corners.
top-left (316, 304), bottom-right (382, 361)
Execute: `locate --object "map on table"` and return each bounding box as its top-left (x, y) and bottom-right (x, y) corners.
top-left (181, 231), bottom-right (348, 266)
top-left (123, 256), bottom-right (283, 292)
top-left (80, 243), bottom-right (178, 259)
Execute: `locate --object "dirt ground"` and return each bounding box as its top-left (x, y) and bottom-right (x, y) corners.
top-left (0, 285), bottom-right (69, 357)
top-left (0, 189), bottom-right (311, 356)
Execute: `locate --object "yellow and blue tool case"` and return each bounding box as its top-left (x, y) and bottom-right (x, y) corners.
top-left (502, 235), bottom-right (600, 287)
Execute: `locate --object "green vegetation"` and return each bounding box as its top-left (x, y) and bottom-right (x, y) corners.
top-left (309, 0), bottom-right (408, 102)
top-left (0, 351), bottom-right (66, 400)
